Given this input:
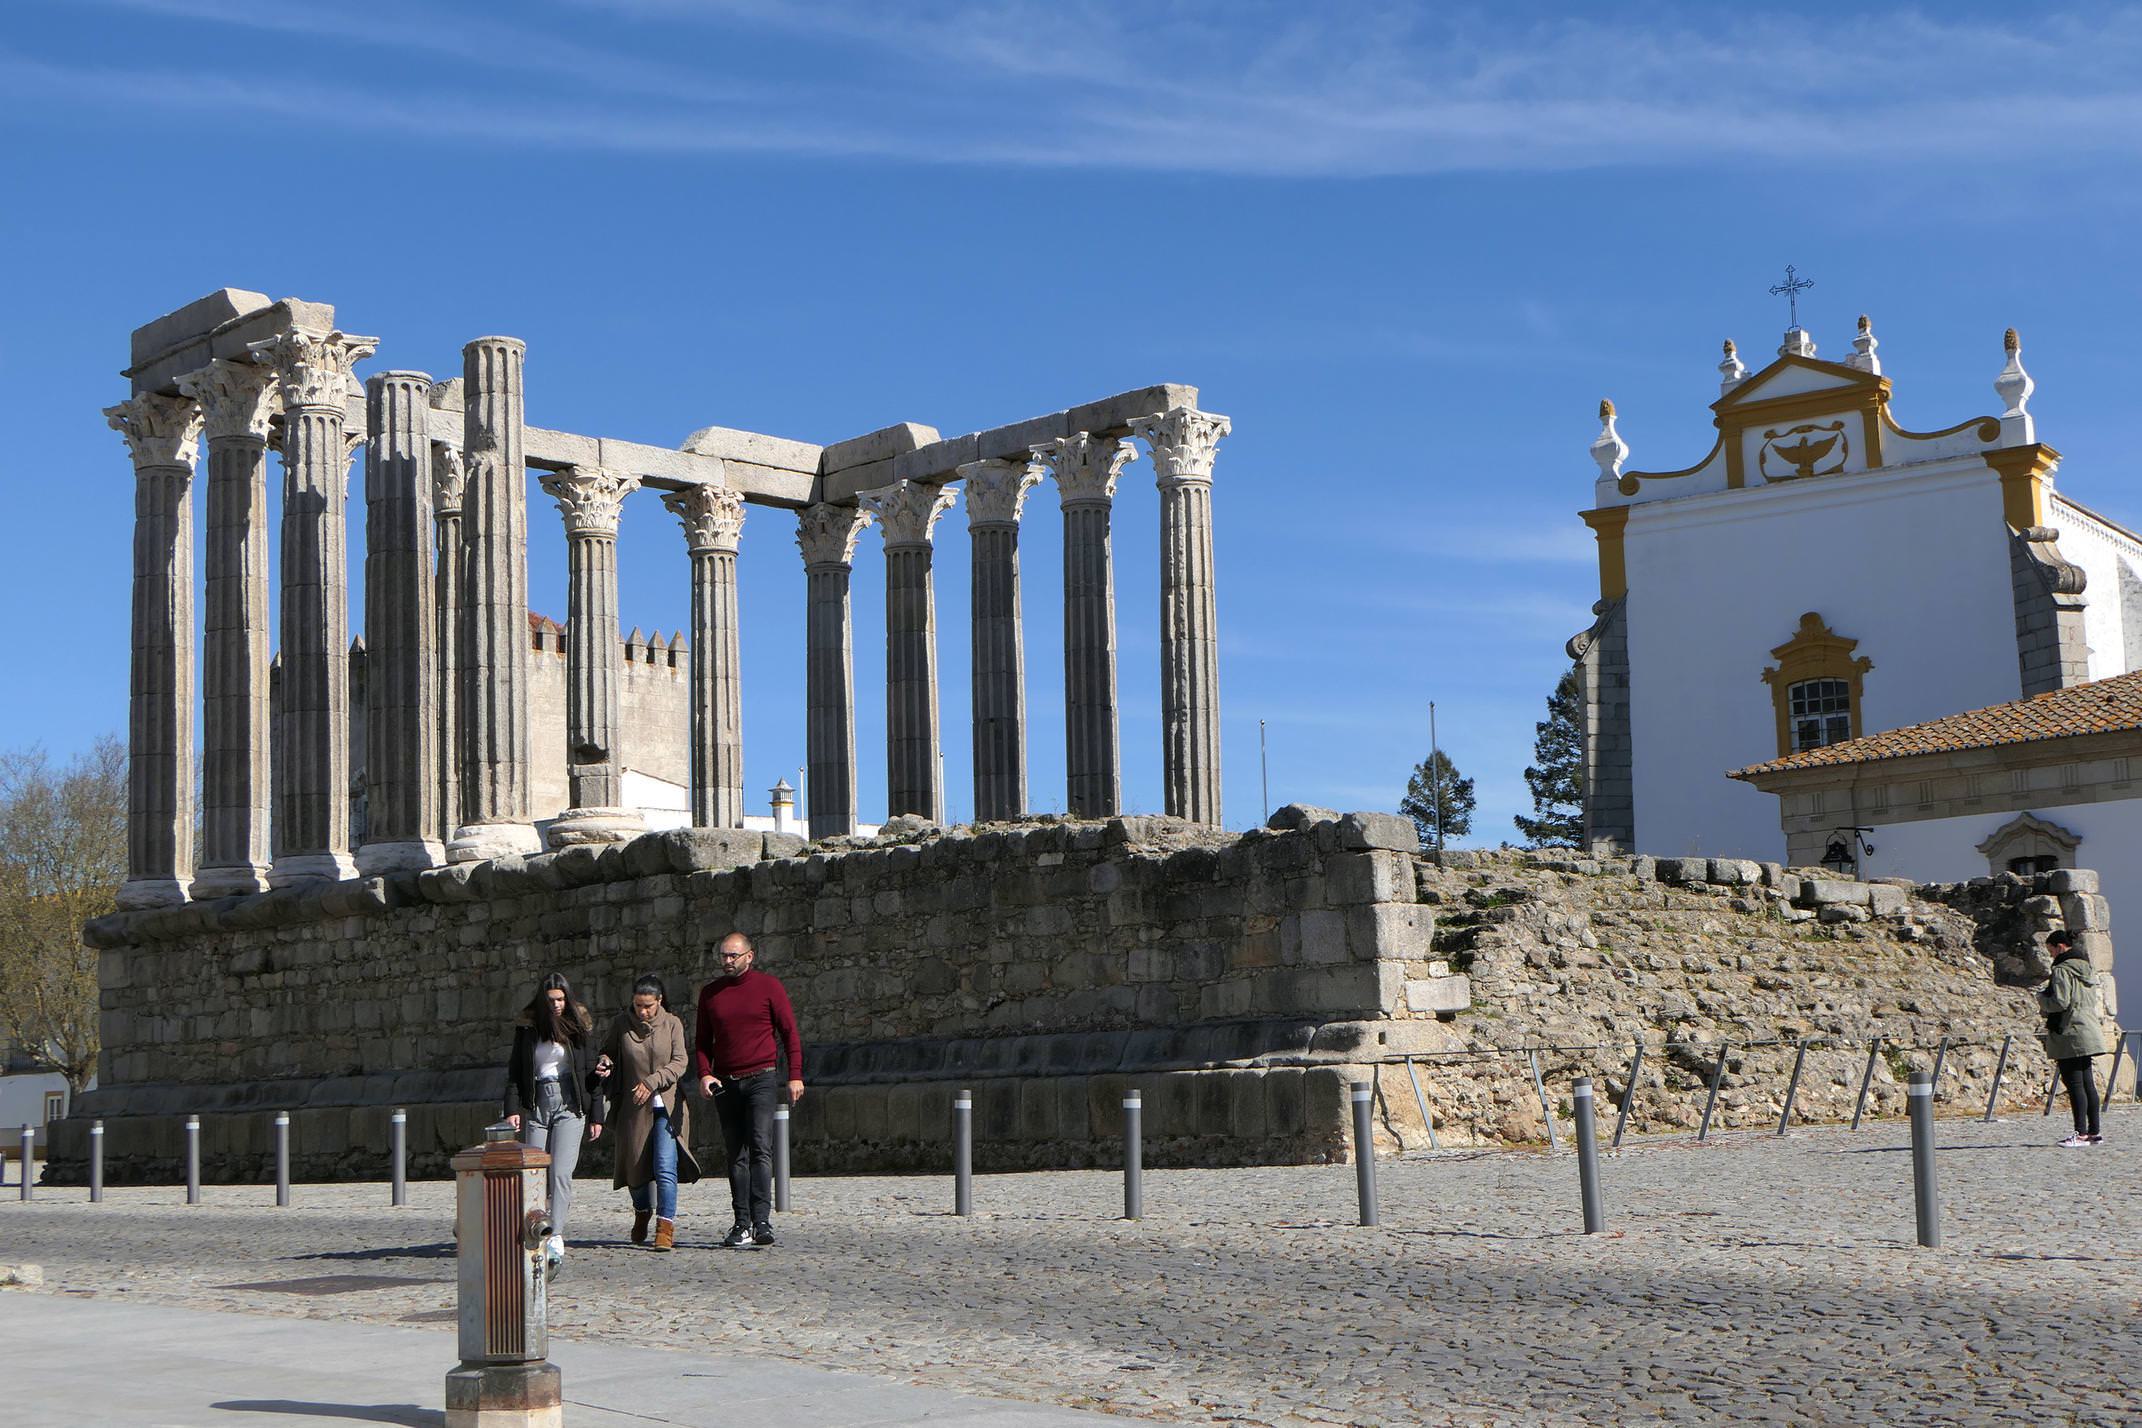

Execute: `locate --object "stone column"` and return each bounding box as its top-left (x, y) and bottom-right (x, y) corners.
top-left (430, 444), bottom-right (465, 846)
top-left (251, 328), bottom-right (376, 886)
top-left (174, 360), bottom-right (277, 898)
top-left (961, 458), bottom-right (1042, 824)
top-left (449, 336), bottom-right (541, 862)
top-left (1037, 433), bottom-right (1134, 818)
top-left (103, 391), bottom-right (203, 908)
top-left (355, 372), bottom-right (442, 872)
top-left (662, 482), bottom-right (747, 828)
top-left (539, 465), bottom-right (646, 846)
top-left (1133, 408), bottom-right (1232, 826)
top-left (862, 480), bottom-right (958, 822)
top-left (797, 503), bottom-right (873, 840)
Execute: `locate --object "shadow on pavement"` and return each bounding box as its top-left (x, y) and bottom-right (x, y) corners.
top-left (294, 1243), bottom-right (455, 1262)
top-left (211, 1402), bottom-right (442, 1427)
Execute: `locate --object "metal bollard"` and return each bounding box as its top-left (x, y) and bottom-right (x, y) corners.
top-left (2042, 1066), bottom-right (2060, 1117)
top-left (1928, 1036), bottom-right (1950, 1100)
top-left (274, 1112), bottom-right (291, 1207)
top-left (18, 1124), bottom-right (32, 1201)
top-left (1351, 1081), bottom-right (1378, 1228)
top-left (2103, 1034), bottom-right (2128, 1109)
top-left (1852, 1038), bottom-right (1882, 1130)
top-left (1907, 1072), bottom-right (1940, 1248)
top-left (90, 1119), bottom-right (104, 1203)
top-left (1572, 1079), bottom-right (1605, 1233)
top-left (1698, 1041), bottom-right (1730, 1143)
top-left (185, 1115), bottom-right (201, 1205)
top-left (952, 1089), bottom-right (972, 1217)
top-left (1403, 1055), bottom-right (1439, 1151)
top-left (1611, 1042), bottom-right (1643, 1150)
top-left (1122, 1090), bottom-right (1143, 1221)
top-left (773, 1103), bottom-right (791, 1212)
top-left (1777, 1041), bottom-right (1809, 1136)
top-left (1527, 1050), bottom-right (1560, 1152)
top-left (1983, 1034), bottom-right (2013, 1122)
top-left (390, 1109), bottom-right (408, 1206)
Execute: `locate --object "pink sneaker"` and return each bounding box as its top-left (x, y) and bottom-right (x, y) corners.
top-left (2060, 1134), bottom-right (2092, 1147)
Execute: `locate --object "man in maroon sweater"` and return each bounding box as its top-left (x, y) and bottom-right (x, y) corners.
top-left (694, 932), bottom-right (804, 1248)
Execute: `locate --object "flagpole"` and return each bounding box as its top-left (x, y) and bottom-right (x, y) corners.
top-left (1430, 700), bottom-right (1444, 867)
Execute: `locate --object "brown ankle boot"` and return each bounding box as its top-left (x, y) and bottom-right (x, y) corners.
top-left (631, 1210), bottom-right (652, 1246)
top-left (652, 1217), bottom-right (676, 1252)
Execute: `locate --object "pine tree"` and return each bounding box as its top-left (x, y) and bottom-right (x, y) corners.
top-left (1514, 670), bottom-right (1585, 848)
top-left (1400, 750), bottom-right (1475, 847)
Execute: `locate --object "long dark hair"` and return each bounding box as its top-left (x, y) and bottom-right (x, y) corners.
top-left (631, 973), bottom-right (667, 1008)
top-left (523, 972), bottom-right (588, 1046)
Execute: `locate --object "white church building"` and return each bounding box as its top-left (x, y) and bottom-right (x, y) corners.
top-left (1570, 314), bottom-right (2142, 911)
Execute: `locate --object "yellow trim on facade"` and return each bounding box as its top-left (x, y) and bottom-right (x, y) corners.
top-left (1983, 443), bottom-right (2062, 530)
top-left (1760, 612), bottom-right (1873, 758)
top-left (1579, 505), bottom-right (1630, 601)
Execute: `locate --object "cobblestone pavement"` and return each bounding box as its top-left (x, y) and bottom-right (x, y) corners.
top-left (4, 1108), bottom-right (2137, 1426)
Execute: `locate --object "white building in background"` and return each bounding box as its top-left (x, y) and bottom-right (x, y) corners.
top-left (1570, 314), bottom-right (2142, 874)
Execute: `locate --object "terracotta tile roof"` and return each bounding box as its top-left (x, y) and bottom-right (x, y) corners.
top-left (1730, 670), bottom-right (2142, 779)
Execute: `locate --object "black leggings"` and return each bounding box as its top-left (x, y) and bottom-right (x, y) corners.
top-left (2058, 1055), bottom-right (2101, 1137)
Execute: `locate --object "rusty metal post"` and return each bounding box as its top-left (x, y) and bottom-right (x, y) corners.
top-left (446, 1122), bottom-right (561, 1428)
top-left (1983, 1034), bottom-right (2013, 1122)
top-left (1698, 1041), bottom-right (1730, 1143)
top-left (1611, 1041), bottom-right (1643, 1149)
top-left (1852, 1038), bottom-right (1881, 1130)
top-left (1777, 1041), bottom-right (1809, 1136)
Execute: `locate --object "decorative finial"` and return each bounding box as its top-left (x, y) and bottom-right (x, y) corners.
top-left (1719, 338), bottom-right (1748, 395)
top-left (1589, 398), bottom-right (1628, 480)
top-left (1995, 326), bottom-right (2033, 424)
top-left (1768, 263), bottom-right (1815, 326)
top-left (1846, 313), bottom-right (1881, 375)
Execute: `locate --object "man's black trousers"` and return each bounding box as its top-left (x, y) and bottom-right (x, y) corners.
top-left (714, 1069), bottom-right (779, 1227)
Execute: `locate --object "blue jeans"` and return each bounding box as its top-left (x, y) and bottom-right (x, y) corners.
top-left (629, 1106), bottom-right (678, 1220)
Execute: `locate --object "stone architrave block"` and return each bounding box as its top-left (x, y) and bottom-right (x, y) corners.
top-left (2046, 868), bottom-right (2100, 894)
top-left (1706, 858), bottom-right (1760, 886)
top-left (2076, 930), bottom-right (2115, 971)
top-left (1656, 857), bottom-right (1708, 885)
top-left (1267, 803), bottom-right (1339, 831)
top-left (1866, 884), bottom-right (1910, 918)
top-left (661, 827), bottom-right (767, 873)
top-left (1325, 852), bottom-right (1413, 906)
top-left (1798, 878), bottom-right (1872, 908)
top-left (764, 833), bottom-right (807, 859)
top-left (1280, 909), bottom-right (1348, 965)
top-left (1405, 974), bottom-right (1472, 1015)
top-left (1347, 904), bottom-right (1435, 960)
top-left (1337, 811), bottom-right (1420, 853)
top-left (2059, 892), bottom-right (2112, 932)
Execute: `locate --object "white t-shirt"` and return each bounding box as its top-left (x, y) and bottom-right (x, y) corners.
top-left (533, 1040), bottom-right (565, 1082)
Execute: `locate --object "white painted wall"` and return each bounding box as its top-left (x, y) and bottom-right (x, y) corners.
top-left (0, 1071), bottom-right (74, 1134)
top-left (1862, 798), bottom-right (2142, 934)
top-left (2049, 494), bottom-right (2142, 680)
top-left (1625, 458), bottom-right (2023, 860)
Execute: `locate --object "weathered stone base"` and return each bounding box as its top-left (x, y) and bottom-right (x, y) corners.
top-left (543, 806), bottom-right (645, 848)
top-left (356, 838), bottom-right (446, 875)
top-left (445, 1361), bottom-right (561, 1428)
top-left (446, 819), bottom-right (543, 863)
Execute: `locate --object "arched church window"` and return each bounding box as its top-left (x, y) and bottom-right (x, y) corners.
top-left (1760, 613), bottom-right (1873, 757)
top-left (1787, 678), bottom-right (1852, 752)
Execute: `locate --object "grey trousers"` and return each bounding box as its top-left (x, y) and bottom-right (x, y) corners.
top-left (520, 1083), bottom-right (584, 1241)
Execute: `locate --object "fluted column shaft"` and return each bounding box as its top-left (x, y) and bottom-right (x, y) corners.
top-left (253, 328), bottom-right (376, 885)
top-left (451, 336), bottom-right (539, 861)
top-left (962, 459), bottom-right (1041, 824)
top-left (105, 393), bottom-right (202, 908)
top-left (864, 481), bottom-right (956, 822)
top-left (798, 504), bottom-right (873, 840)
top-left (1040, 434), bottom-right (1132, 819)
top-left (541, 467), bottom-right (644, 847)
top-left (664, 484), bottom-right (746, 828)
top-left (1136, 408), bottom-right (1232, 826)
top-left (176, 361), bottom-right (277, 898)
top-left (431, 446), bottom-right (465, 845)
top-left (357, 372), bottom-right (441, 872)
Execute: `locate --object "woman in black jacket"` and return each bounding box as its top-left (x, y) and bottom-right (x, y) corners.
top-left (504, 972), bottom-right (606, 1264)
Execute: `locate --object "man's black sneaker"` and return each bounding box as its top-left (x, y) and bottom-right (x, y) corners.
top-left (750, 1223), bottom-right (777, 1248)
top-left (720, 1223), bottom-right (751, 1249)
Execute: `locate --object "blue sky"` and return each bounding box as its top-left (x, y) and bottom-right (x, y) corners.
top-left (6, 1), bottom-right (2142, 839)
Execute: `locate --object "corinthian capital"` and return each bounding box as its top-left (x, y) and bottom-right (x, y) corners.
top-left (539, 465), bottom-right (642, 537)
top-left (175, 359), bottom-right (281, 443)
top-left (860, 479), bottom-right (958, 550)
top-left (959, 458), bottom-right (1043, 528)
top-left (104, 391), bottom-right (203, 470)
top-left (1131, 408), bottom-right (1231, 488)
top-left (796, 502), bottom-right (873, 570)
top-left (248, 328), bottom-right (379, 411)
top-left (661, 481), bottom-right (747, 554)
top-left (430, 444), bottom-right (466, 515)
top-left (1035, 432), bottom-right (1135, 508)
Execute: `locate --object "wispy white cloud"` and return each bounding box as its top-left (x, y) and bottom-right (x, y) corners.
top-left (26, 1), bottom-right (2142, 176)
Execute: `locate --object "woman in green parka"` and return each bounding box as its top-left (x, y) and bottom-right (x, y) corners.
top-left (2040, 929), bottom-right (2114, 1146)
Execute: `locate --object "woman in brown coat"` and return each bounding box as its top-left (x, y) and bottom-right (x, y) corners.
top-left (596, 973), bottom-right (701, 1251)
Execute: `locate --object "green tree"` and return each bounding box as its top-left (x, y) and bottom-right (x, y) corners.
top-left (0, 737), bottom-right (125, 1092)
top-left (1514, 670), bottom-right (1585, 848)
top-left (1401, 749), bottom-right (1475, 847)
